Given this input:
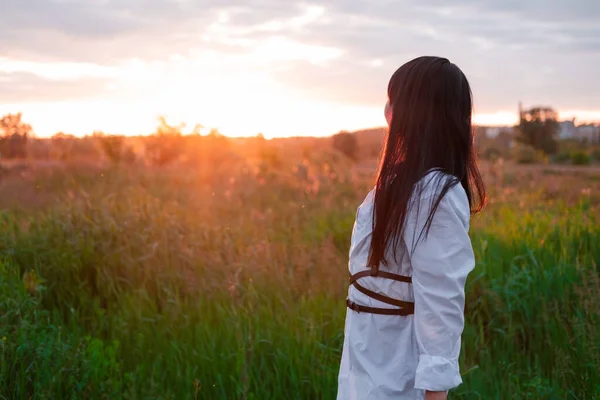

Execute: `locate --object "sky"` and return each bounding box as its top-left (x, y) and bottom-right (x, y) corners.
top-left (1, 0), bottom-right (600, 138)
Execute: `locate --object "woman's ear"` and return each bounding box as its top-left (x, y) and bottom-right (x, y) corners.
top-left (384, 100), bottom-right (393, 127)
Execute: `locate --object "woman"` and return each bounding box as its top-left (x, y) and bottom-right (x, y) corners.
top-left (337, 56), bottom-right (486, 399)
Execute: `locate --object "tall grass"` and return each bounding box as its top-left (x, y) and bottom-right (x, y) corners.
top-left (1, 160), bottom-right (599, 399)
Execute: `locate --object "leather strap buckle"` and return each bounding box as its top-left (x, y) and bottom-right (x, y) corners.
top-left (370, 265), bottom-right (379, 277)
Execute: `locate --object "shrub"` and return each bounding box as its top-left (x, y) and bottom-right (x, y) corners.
top-left (483, 146), bottom-right (502, 162)
top-left (332, 131), bottom-right (358, 161)
top-left (551, 151), bottom-right (571, 164)
top-left (515, 146), bottom-right (539, 164)
top-left (50, 133), bottom-right (101, 162)
top-left (0, 113), bottom-right (31, 159)
top-left (145, 134), bottom-right (184, 166)
top-left (98, 135), bottom-right (126, 164)
top-left (259, 144), bottom-right (282, 169)
top-left (570, 151), bottom-right (590, 166)
top-left (144, 118), bottom-right (185, 166)
top-left (183, 129), bottom-right (236, 172)
top-left (28, 138), bottom-right (52, 160)
top-left (203, 129), bottom-right (234, 168)
top-left (0, 260), bottom-right (127, 398)
top-left (121, 145), bottom-right (136, 165)
top-left (71, 136), bottom-right (101, 161)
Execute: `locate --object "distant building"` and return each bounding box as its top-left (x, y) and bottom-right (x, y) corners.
top-left (479, 126), bottom-right (514, 138)
top-left (517, 101), bottom-right (600, 143)
top-left (473, 125), bottom-right (515, 151)
top-left (558, 119), bottom-right (576, 139)
top-left (558, 120), bottom-right (599, 142)
top-left (575, 124), bottom-right (600, 143)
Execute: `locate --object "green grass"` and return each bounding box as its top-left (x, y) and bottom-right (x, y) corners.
top-left (1, 164), bottom-right (599, 399)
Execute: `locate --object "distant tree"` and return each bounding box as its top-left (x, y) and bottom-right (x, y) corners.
top-left (204, 128), bottom-right (235, 167)
top-left (496, 129), bottom-right (515, 150)
top-left (27, 138), bottom-right (52, 160)
top-left (516, 107), bottom-right (559, 155)
top-left (145, 117), bottom-right (185, 166)
top-left (332, 131), bottom-right (358, 161)
top-left (515, 145), bottom-right (539, 164)
top-left (50, 132), bottom-right (76, 161)
top-left (258, 142), bottom-right (282, 169)
top-left (0, 112), bottom-right (31, 159)
top-left (71, 135), bottom-right (102, 160)
top-left (191, 123), bottom-right (204, 136)
top-left (96, 133), bottom-right (127, 164)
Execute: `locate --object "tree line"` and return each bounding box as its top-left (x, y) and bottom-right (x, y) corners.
top-left (2, 108), bottom-right (599, 166)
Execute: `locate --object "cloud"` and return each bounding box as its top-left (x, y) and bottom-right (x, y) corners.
top-left (262, 0), bottom-right (600, 110)
top-left (1, 0), bottom-right (599, 113)
top-left (3, 0), bottom-right (599, 61)
top-left (0, 0), bottom-right (301, 63)
top-left (0, 72), bottom-right (119, 103)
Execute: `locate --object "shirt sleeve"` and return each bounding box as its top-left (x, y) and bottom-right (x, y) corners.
top-left (403, 186), bottom-right (475, 392)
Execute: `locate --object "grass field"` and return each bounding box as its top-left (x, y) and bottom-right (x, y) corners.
top-left (1, 155), bottom-right (599, 399)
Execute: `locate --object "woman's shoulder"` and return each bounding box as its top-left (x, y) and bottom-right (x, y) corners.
top-left (414, 170), bottom-right (469, 219)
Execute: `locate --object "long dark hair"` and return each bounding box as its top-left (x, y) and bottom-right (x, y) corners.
top-left (368, 56), bottom-right (486, 268)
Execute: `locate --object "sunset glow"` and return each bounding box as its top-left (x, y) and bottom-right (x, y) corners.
top-left (2, 2), bottom-right (599, 138)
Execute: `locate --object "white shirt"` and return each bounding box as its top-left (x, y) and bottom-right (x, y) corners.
top-left (337, 171), bottom-right (475, 399)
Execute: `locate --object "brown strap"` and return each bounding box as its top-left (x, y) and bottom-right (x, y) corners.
top-left (352, 280), bottom-right (415, 309)
top-left (349, 269), bottom-right (412, 285)
top-left (346, 267), bottom-right (414, 316)
top-left (347, 298), bottom-right (414, 316)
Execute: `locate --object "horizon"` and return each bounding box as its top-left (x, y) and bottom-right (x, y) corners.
top-left (2, 1), bottom-right (599, 139)
top-left (6, 108), bottom-right (600, 140)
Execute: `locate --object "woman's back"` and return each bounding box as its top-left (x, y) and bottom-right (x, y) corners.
top-left (337, 170), bottom-right (475, 399)
top-left (337, 56), bottom-right (486, 400)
